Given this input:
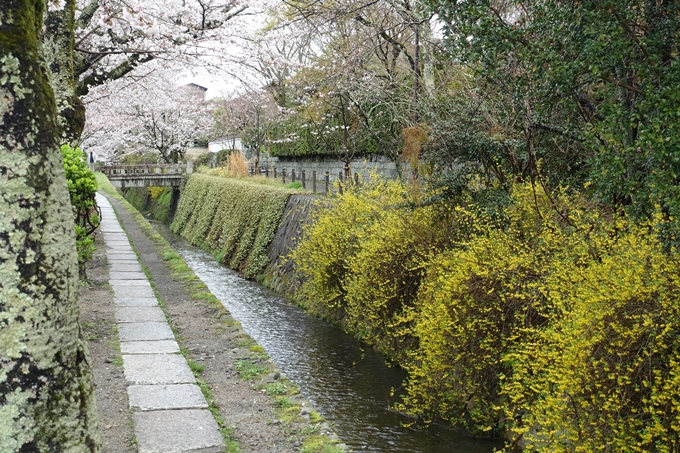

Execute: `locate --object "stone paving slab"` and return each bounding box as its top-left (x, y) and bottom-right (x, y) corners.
top-left (102, 233), bottom-right (128, 239)
top-left (112, 286), bottom-right (155, 299)
top-left (108, 256), bottom-right (138, 262)
top-left (118, 322), bottom-right (174, 342)
top-left (133, 409), bottom-right (225, 453)
top-left (109, 264), bottom-right (143, 272)
top-left (107, 253), bottom-right (137, 259)
top-left (128, 384), bottom-right (208, 411)
top-left (103, 238), bottom-right (130, 244)
top-left (106, 246), bottom-right (133, 252)
top-left (109, 271), bottom-right (147, 280)
top-left (121, 340), bottom-right (180, 354)
top-left (114, 297), bottom-right (158, 307)
top-left (109, 279), bottom-right (151, 286)
top-left (107, 259), bottom-right (139, 264)
top-left (106, 244), bottom-right (134, 251)
top-left (115, 306), bottom-right (166, 323)
top-left (123, 354), bottom-right (195, 385)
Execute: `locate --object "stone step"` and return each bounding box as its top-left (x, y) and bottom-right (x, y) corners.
top-left (115, 306), bottom-right (166, 323)
top-left (123, 354), bottom-right (195, 385)
top-left (128, 384), bottom-right (208, 411)
top-left (133, 410), bottom-right (225, 453)
top-left (121, 340), bottom-right (180, 355)
top-left (118, 322), bottom-right (174, 342)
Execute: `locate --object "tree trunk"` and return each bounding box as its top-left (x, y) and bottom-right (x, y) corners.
top-left (43, 0), bottom-right (86, 143)
top-left (0, 1), bottom-right (101, 451)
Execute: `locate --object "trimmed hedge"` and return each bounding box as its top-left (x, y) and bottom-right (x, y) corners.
top-left (171, 174), bottom-right (293, 278)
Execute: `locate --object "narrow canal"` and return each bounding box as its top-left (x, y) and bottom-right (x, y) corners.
top-left (156, 224), bottom-right (502, 452)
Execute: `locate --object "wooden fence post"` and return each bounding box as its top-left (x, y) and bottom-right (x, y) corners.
top-left (312, 170), bottom-right (316, 193)
top-left (292, 168), bottom-right (296, 183)
top-left (325, 171), bottom-right (329, 195)
top-left (282, 168), bottom-right (286, 184)
top-left (354, 172), bottom-right (359, 185)
top-left (273, 167), bottom-right (277, 179)
top-left (301, 170), bottom-right (306, 189)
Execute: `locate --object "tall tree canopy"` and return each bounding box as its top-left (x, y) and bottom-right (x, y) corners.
top-left (430, 0), bottom-right (680, 220)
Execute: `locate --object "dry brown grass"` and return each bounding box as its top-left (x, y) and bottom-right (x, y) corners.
top-left (227, 151), bottom-right (249, 177)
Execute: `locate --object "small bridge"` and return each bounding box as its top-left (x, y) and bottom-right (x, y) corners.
top-left (99, 162), bottom-right (193, 188)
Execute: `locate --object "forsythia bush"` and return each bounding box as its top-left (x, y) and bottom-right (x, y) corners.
top-left (504, 221), bottom-right (680, 452)
top-left (172, 173), bottom-right (291, 278)
top-left (292, 179), bottom-right (458, 356)
top-left (293, 179), bottom-right (680, 451)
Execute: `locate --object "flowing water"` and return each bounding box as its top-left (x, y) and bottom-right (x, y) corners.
top-left (156, 225), bottom-right (502, 452)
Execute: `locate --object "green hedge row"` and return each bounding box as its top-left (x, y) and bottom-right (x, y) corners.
top-left (171, 174), bottom-right (292, 278)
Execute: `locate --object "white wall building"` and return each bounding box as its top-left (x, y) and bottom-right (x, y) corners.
top-left (209, 136), bottom-right (243, 153)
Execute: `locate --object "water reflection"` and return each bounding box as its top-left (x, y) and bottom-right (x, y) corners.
top-left (156, 224), bottom-right (501, 452)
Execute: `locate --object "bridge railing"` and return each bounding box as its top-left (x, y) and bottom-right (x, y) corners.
top-left (99, 163), bottom-right (192, 177)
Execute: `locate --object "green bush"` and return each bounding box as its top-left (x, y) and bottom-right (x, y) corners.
top-left (62, 145), bottom-right (100, 274)
top-left (123, 187), bottom-right (174, 223)
top-left (171, 173), bottom-right (294, 278)
top-left (291, 179), bottom-right (455, 355)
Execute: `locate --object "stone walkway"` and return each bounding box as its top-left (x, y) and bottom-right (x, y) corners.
top-left (96, 194), bottom-right (225, 453)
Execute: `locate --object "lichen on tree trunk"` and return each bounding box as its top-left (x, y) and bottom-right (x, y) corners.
top-left (0, 1), bottom-right (100, 451)
top-left (43, 0), bottom-right (86, 142)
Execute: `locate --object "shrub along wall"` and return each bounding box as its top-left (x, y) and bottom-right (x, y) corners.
top-left (292, 180), bottom-right (680, 451)
top-left (123, 186), bottom-right (174, 224)
top-left (171, 173), bottom-right (295, 279)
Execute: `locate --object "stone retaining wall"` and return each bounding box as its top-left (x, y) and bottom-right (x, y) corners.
top-left (252, 155), bottom-right (404, 183)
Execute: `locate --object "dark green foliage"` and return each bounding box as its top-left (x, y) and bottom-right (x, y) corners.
top-left (62, 144), bottom-right (100, 272)
top-left (193, 152), bottom-right (216, 167)
top-left (430, 0), bottom-right (680, 241)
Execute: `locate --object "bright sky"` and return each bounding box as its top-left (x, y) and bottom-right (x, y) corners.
top-left (177, 0), bottom-right (273, 99)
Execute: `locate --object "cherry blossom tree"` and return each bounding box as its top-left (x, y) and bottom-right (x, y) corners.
top-left (44, 0), bottom-right (263, 143)
top-left (82, 70), bottom-right (213, 163)
top-left (253, 0), bottom-right (442, 172)
top-left (73, 0), bottom-right (255, 95)
top-left (212, 89), bottom-right (280, 156)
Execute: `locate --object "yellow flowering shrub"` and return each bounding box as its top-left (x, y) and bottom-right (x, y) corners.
top-left (398, 226), bottom-right (563, 435)
top-left (292, 179), bottom-right (463, 354)
top-left (294, 179), bottom-right (680, 450)
top-left (292, 180), bottom-right (407, 324)
top-left (504, 221), bottom-right (680, 452)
